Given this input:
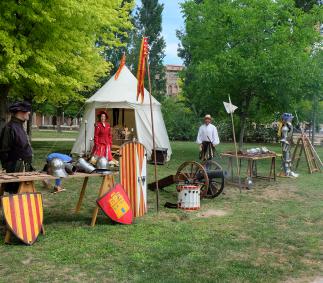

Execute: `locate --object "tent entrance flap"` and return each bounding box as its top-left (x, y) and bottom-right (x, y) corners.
top-left (95, 108), bottom-right (137, 146)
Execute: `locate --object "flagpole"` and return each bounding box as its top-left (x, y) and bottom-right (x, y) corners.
top-left (228, 95), bottom-right (241, 192)
top-left (146, 55), bottom-right (160, 213)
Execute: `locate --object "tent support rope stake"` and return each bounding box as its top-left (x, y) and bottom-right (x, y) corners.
top-left (146, 56), bottom-right (159, 213)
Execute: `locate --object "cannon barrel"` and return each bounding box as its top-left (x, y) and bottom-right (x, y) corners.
top-left (196, 169), bottom-right (224, 180)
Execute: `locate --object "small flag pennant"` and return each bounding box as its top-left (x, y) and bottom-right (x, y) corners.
top-left (223, 101), bottom-right (238, 114)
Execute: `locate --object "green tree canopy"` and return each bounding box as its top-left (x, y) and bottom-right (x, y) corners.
top-left (295, 0), bottom-right (319, 11)
top-left (0, 0), bottom-right (133, 128)
top-left (179, 0), bottom-right (322, 147)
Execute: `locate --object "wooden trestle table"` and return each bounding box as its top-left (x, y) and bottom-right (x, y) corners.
top-left (0, 171), bottom-right (118, 243)
top-left (220, 152), bottom-right (277, 188)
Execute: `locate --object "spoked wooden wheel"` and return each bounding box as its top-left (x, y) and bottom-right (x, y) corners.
top-left (202, 160), bottom-right (225, 198)
top-left (175, 161), bottom-right (209, 196)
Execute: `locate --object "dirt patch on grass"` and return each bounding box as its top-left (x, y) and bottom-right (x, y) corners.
top-left (285, 276), bottom-right (323, 283)
top-left (197, 209), bottom-right (229, 218)
top-left (254, 182), bottom-right (302, 201)
top-left (255, 247), bottom-right (289, 267)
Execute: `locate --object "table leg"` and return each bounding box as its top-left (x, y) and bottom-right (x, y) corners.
top-left (0, 185), bottom-right (4, 208)
top-left (91, 175), bottom-right (114, 227)
top-left (253, 161), bottom-right (258, 177)
top-left (247, 160), bottom-right (252, 177)
top-left (270, 157), bottom-right (276, 181)
top-left (4, 228), bottom-right (11, 244)
top-left (18, 181), bottom-right (36, 193)
top-left (273, 157), bottom-right (276, 181)
top-left (229, 158), bottom-right (233, 181)
top-left (75, 177), bottom-right (89, 213)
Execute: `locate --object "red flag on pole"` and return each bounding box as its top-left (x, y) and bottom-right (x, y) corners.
top-left (114, 53), bottom-right (126, 80)
top-left (136, 37), bottom-right (149, 103)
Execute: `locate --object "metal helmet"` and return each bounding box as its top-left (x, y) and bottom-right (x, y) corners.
top-left (245, 177), bottom-right (253, 190)
top-left (96, 157), bottom-right (108, 171)
top-left (281, 113), bottom-right (293, 122)
top-left (64, 163), bottom-right (76, 174)
top-left (76, 158), bottom-right (95, 174)
top-left (48, 158), bottom-right (68, 178)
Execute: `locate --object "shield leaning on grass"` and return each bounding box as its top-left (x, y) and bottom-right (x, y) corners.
top-left (1, 192), bottom-right (43, 245)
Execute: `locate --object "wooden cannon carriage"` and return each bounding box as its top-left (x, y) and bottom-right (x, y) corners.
top-left (148, 160), bottom-right (225, 199)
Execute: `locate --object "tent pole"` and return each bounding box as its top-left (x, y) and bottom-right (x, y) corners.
top-left (84, 120), bottom-right (88, 158)
top-left (146, 56), bottom-right (159, 213)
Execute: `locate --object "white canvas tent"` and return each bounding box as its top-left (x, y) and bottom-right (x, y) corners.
top-left (71, 66), bottom-right (172, 160)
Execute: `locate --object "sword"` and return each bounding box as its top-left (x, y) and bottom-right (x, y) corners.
top-left (207, 136), bottom-right (222, 159)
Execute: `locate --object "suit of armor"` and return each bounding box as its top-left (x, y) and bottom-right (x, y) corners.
top-left (280, 114), bottom-right (298, 177)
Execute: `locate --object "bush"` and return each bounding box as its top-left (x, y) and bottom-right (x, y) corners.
top-left (161, 97), bottom-right (200, 141)
top-left (244, 122), bottom-right (277, 143)
top-left (162, 98), bottom-right (277, 143)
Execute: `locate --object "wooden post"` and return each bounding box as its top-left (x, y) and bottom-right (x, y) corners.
top-left (146, 56), bottom-right (159, 212)
top-left (228, 95), bottom-right (241, 192)
top-left (84, 120), bottom-right (88, 158)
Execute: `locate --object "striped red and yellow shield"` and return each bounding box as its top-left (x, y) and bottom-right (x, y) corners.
top-left (120, 142), bottom-right (147, 217)
top-left (1, 193), bottom-right (43, 245)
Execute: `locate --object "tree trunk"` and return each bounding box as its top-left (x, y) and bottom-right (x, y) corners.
top-left (238, 91), bottom-right (252, 149)
top-left (238, 112), bottom-right (247, 149)
top-left (25, 97), bottom-right (33, 138)
top-left (0, 84), bottom-right (10, 131)
top-left (311, 94), bottom-right (316, 146)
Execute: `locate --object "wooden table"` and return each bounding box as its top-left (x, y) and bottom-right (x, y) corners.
top-left (0, 171), bottom-right (118, 243)
top-left (221, 152), bottom-right (277, 188)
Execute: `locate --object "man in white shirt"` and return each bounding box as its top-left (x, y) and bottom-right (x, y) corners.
top-left (196, 114), bottom-right (220, 161)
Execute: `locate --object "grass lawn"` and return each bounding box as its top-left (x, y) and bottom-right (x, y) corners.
top-left (0, 141), bottom-right (322, 282)
top-left (31, 129), bottom-right (79, 139)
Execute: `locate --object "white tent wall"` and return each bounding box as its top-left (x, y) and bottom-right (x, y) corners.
top-left (71, 103), bottom-right (96, 156)
top-left (135, 104), bottom-right (171, 160)
top-left (71, 66), bottom-right (172, 160)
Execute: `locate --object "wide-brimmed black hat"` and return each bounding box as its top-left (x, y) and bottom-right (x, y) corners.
top-left (9, 101), bottom-right (32, 113)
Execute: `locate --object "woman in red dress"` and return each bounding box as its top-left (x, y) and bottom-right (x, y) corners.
top-left (92, 111), bottom-right (113, 161)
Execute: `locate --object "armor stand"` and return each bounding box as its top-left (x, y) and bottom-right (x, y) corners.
top-left (292, 134), bottom-right (321, 174)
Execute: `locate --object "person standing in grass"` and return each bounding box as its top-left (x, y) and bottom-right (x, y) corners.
top-left (92, 111), bottom-right (113, 161)
top-left (0, 101), bottom-right (34, 193)
top-left (196, 114), bottom-right (220, 161)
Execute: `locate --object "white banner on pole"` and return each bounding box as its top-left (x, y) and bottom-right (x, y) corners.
top-left (223, 102), bottom-right (238, 114)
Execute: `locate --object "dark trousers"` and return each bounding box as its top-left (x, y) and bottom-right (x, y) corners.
top-left (200, 142), bottom-right (214, 161)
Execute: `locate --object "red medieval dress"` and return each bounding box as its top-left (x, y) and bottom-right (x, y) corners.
top-left (92, 121), bottom-right (113, 161)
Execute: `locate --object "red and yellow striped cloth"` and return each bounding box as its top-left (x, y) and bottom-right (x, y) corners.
top-left (136, 37), bottom-right (149, 103)
top-left (119, 142), bottom-right (147, 217)
top-left (114, 53), bottom-right (126, 80)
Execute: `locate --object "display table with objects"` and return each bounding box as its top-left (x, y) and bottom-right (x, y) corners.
top-left (0, 171), bottom-right (118, 243)
top-left (221, 151), bottom-right (277, 188)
